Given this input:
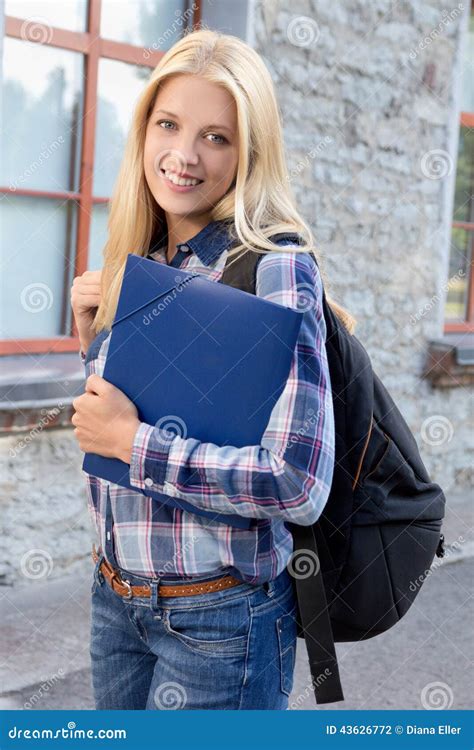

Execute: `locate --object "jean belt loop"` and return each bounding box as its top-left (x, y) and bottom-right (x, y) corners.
top-left (149, 578), bottom-right (162, 613)
top-left (96, 552), bottom-right (105, 585)
top-left (264, 579), bottom-right (276, 598)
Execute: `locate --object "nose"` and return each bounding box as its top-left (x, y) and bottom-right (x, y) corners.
top-left (172, 134), bottom-right (200, 170)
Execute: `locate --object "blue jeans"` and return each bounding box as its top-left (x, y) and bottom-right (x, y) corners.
top-left (89, 552), bottom-right (297, 710)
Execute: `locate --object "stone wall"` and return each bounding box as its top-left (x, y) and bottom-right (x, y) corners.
top-left (1, 0), bottom-right (471, 587)
top-left (253, 0), bottom-right (472, 491)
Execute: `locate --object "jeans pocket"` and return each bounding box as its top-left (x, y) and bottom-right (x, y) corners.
top-left (276, 610), bottom-right (297, 696)
top-left (163, 596), bottom-right (250, 657)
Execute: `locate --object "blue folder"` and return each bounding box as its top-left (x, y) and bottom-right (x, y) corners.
top-left (82, 253), bottom-right (304, 529)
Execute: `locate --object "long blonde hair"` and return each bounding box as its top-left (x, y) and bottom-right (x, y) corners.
top-left (93, 28), bottom-right (356, 335)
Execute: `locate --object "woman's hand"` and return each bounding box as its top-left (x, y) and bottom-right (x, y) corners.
top-left (71, 374), bottom-right (141, 464)
top-left (70, 270), bottom-right (102, 354)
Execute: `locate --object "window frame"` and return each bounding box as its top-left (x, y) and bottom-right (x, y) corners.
top-left (444, 6), bottom-right (474, 334)
top-left (0, 0), bottom-right (202, 355)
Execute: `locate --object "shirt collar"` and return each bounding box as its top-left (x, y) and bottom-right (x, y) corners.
top-left (149, 219), bottom-right (236, 266)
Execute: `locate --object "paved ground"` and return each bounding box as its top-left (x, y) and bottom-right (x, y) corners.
top-left (0, 493), bottom-right (472, 711)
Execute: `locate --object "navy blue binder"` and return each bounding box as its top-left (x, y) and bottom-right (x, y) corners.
top-left (82, 253), bottom-right (303, 529)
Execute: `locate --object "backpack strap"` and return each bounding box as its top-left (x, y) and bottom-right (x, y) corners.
top-left (221, 233), bottom-right (344, 704)
top-left (288, 522), bottom-right (345, 704)
top-left (220, 231), bottom-right (312, 291)
top-left (220, 249), bottom-right (264, 293)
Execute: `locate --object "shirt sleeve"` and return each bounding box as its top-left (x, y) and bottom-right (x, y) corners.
top-left (128, 250), bottom-right (335, 525)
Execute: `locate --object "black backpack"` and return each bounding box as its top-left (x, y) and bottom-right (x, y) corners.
top-left (220, 234), bottom-right (446, 706)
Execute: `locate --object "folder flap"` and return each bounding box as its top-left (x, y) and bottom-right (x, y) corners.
top-left (113, 253), bottom-right (204, 326)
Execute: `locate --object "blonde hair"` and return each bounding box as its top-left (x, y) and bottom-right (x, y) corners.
top-left (93, 28), bottom-right (356, 335)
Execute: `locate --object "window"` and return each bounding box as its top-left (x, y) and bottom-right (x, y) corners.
top-left (0, 0), bottom-right (201, 354)
top-left (444, 6), bottom-right (474, 332)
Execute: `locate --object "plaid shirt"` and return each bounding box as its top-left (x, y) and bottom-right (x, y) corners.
top-left (80, 220), bottom-right (335, 584)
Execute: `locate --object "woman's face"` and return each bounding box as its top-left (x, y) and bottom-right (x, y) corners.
top-left (144, 74), bottom-right (239, 221)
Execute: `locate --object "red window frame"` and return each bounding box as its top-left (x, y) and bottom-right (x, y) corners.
top-left (446, 109), bottom-right (474, 333)
top-left (0, 0), bottom-right (202, 355)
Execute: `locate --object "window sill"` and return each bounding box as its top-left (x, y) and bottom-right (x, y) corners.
top-left (0, 352), bottom-right (84, 433)
top-left (424, 333), bottom-right (474, 387)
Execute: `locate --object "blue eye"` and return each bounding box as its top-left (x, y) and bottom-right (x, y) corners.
top-left (207, 133), bottom-right (227, 145)
top-left (156, 120), bottom-right (227, 144)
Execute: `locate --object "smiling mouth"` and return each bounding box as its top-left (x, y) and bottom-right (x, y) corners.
top-left (160, 168), bottom-right (204, 185)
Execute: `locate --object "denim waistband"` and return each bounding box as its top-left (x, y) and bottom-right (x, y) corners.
top-left (95, 547), bottom-right (247, 587)
top-left (94, 547), bottom-right (294, 611)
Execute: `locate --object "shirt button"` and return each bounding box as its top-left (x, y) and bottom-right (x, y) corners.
top-left (144, 477), bottom-right (153, 487)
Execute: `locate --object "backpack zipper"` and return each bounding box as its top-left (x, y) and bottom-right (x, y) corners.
top-left (352, 412), bottom-right (374, 490)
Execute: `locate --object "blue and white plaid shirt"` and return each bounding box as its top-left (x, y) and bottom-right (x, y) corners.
top-left (80, 220), bottom-right (335, 584)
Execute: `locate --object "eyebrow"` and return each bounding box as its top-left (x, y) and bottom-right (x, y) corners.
top-left (154, 109), bottom-right (234, 134)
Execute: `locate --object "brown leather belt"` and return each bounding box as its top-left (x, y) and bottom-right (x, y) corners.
top-left (92, 545), bottom-right (243, 600)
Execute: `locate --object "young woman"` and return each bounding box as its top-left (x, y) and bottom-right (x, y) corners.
top-left (70, 28), bottom-right (346, 711)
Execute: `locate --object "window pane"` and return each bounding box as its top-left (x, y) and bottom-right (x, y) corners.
top-left (1, 38), bottom-right (84, 193)
top-left (88, 203), bottom-right (109, 271)
top-left (445, 228), bottom-right (472, 320)
top-left (0, 195), bottom-right (77, 339)
top-left (93, 58), bottom-right (149, 197)
top-left (453, 127), bottom-right (474, 224)
top-left (5, 0), bottom-right (88, 32)
top-left (461, 12), bottom-right (474, 112)
top-left (100, 0), bottom-right (190, 51)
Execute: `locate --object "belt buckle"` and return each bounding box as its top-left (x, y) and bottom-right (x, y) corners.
top-left (121, 578), bottom-right (133, 601)
top-left (110, 570), bottom-right (134, 601)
